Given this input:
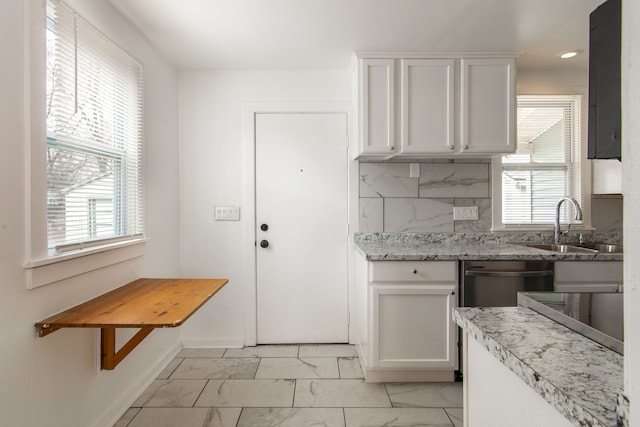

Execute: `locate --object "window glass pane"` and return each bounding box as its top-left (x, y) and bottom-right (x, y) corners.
top-left (531, 119), bottom-right (565, 163)
top-left (501, 95), bottom-right (581, 226)
top-left (502, 170), bottom-right (532, 223)
top-left (45, 0), bottom-right (143, 252)
top-left (47, 142), bottom-right (120, 245)
top-left (502, 168), bottom-right (567, 224)
top-left (504, 106), bottom-right (566, 164)
top-left (89, 198), bottom-right (114, 239)
top-left (530, 169), bottom-right (567, 222)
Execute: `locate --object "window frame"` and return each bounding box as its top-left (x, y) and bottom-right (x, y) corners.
top-left (491, 94), bottom-right (592, 232)
top-left (24, 0), bottom-right (146, 289)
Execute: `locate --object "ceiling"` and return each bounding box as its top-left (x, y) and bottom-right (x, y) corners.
top-left (107, 0), bottom-right (605, 71)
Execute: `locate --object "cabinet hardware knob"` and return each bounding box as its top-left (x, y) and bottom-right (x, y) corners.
top-left (260, 240), bottom-right (269, 248)
top-left (451, 291), bottom-right (455, 295)
top-left (412, 269), bottom-right (417, 274)
top-left (260, 224), bottom-right (269, 231)
top-left (450, 145), bottom-right (455, 150)
top-left (464, 145), bottom-right (469, 150)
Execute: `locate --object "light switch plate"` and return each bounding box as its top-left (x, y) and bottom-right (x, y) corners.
top-left (215, 206), bottom-right (240, 221)
top-left (453, 206), bottom-right (478, 220)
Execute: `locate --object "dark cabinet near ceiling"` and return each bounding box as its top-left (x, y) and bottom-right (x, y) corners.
top-left (588, 0), bottom-right (621, 159)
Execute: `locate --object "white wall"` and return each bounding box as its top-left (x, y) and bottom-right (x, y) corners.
top-left (516, 68), bottom-right (588, 94)
top-left (178, 70), bottom-right (350, 345)
top-left (622, 0), bottom-right (640, 423)
top-left (0, 1), bottom-right (180, 426)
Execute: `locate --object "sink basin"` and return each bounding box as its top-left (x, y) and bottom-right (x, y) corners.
top-left (519, 243), bottom-right (598, 253)
top-left (518, 242), bottom-right (622, 254)
top-left (574, 243), bottom-right (623, 253)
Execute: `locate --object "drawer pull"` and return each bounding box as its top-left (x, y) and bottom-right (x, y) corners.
top-left (412, 269), bottom-right (417, 274)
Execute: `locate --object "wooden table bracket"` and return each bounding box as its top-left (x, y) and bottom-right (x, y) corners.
top-left (35, 278), bottom-right (228, 370)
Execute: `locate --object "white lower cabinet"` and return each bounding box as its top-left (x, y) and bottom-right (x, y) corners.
top-left (354, 255), bottom-right (458, 382)
top-left (372, 284), bottom-right (457, 369)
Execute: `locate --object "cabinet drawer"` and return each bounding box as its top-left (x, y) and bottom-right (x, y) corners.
top-left (370, 261), bottom-right (456, 283)
top-left (555, 261), bottom-right (623, 284)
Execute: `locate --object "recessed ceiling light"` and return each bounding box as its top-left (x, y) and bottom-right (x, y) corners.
top-left (558, 50), bottom-right (582, 59)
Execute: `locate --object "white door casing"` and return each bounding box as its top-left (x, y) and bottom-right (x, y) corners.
top-left (254, 112), bottom-right (349, 343)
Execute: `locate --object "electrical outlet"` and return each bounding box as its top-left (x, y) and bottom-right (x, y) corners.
top-left (215, 206), bottom-right (240, 221)
top-left (453, 206), bottom-right (478, 220)
top-left (409, 163), bottom-right (420, 178)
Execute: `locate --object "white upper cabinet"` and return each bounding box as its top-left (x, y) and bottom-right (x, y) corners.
top-left (460, 58), bottom-right (516, 154)
top-left (352, 53), bottom-right (517, 159)
top-left (357, 58), bottom-right (396, 156)
top-left (400, 59), bottom-right (455, 154)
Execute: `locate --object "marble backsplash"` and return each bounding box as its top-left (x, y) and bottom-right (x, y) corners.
top-left (592, 196), bottom-right (623, 234)
top-left (359, 161), bottom-right (623, 235)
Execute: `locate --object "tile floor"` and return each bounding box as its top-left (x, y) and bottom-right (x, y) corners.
top-left (114, 344), bottom-right (463, 427)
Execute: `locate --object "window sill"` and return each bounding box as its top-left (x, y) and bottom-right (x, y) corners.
top-left (24, 238), bottom-right (147, 289)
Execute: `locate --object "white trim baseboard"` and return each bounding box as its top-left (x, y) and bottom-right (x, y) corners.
top-left (181, 338), bottom-right (245, 348)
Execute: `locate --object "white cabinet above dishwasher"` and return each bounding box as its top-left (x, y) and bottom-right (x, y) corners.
top-left (554, 261), bottom-right (623, 292)
top-left (351, 53), bottom-right (518, 160)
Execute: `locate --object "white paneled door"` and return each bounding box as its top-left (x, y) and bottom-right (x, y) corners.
top-left (255, 113), bottom-right (349, 343)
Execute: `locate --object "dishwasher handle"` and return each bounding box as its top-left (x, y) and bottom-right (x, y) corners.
top-left (464, 268), bottom-right (554, 278)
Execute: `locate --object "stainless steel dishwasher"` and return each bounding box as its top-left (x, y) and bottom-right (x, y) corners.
top-left (461, 260), bottom-right (554, 307)
top-left (456, 260), bottom-right (554, 381)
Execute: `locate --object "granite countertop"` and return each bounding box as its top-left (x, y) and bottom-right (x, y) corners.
top-left (454, 306), bottom-right (624, 427)
top-left (354, 232), bottom-right (623, 261)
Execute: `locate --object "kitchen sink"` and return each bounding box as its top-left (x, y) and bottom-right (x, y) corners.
top-left (573, 243), bottom-right (623, 253)
top-left (519, 243), bottom-right (622, 254)
top-left (519, 243), bottom-right (598, 253)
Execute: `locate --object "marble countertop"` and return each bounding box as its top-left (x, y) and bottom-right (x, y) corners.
top-left (354, 232), bottom-right (623, 261)
top-left (454, 306), bottom-right (624, 427)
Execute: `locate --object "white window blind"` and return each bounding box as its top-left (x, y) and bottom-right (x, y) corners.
top-left (46, 0), bottom-right (143, 253)
top-left (501, 95), bottom-right (582, 225)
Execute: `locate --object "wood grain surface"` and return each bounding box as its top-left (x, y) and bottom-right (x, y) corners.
top-left (35, 278), bottom-right (228, 336)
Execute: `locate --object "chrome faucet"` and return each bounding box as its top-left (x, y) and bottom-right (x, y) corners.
top-left (554, 197), bottom-right (583, 244)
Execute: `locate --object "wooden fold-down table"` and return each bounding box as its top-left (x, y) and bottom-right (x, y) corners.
top-left (35, 278), bottom-right (228, 370)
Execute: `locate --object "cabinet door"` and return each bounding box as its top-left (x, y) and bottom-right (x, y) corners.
top-left (399, 59), bottom-right (455, 154)
top-left (372, 285), bottom-right (457, 369)
top-left (587, 0), bottom-right (621, 159)
top-left (359, 58), bottom-right (396, 155)
top-left (460, 58), bottom-right (516, 154)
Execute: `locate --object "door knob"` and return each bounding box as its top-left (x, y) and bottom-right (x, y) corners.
top-left (260, 224), bottom-right (269, 231)
top-left (260, 240), bottom-right (269, 248)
